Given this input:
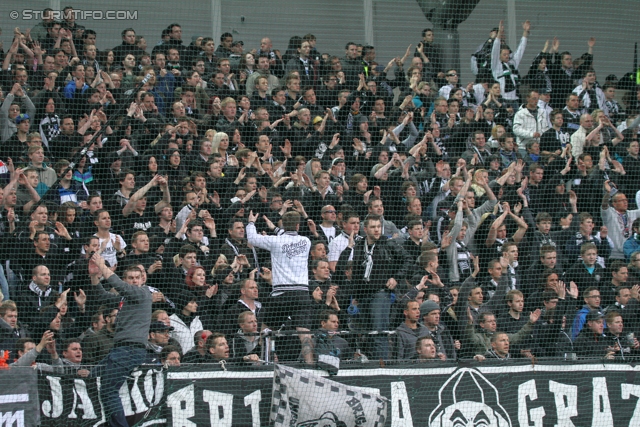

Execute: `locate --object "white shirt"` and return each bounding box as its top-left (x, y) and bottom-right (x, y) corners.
top-left (82, 233), bottom-right (127, 267)
top-left (328, 233), bottom-right (350, 262)
top-left (319, 225), bottom-right (337, 244)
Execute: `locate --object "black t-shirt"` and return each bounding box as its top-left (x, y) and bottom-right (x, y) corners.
top-left (121, 208), bottom-right (157, 242)
top-left (0, 134), bottom-right (26, 160)
top-left (540, 127), bottom-right (570, 153)
top-left (147, 225), bottom-right (173, 246)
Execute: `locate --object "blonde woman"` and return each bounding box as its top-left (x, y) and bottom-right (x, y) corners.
top-left (204, 129), bottom-right (216, 142)
top-left (211, 131), bottom-right (230, 165)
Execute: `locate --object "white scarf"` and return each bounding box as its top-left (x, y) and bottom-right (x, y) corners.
top-left (363, 241), bottom-right (376, 282)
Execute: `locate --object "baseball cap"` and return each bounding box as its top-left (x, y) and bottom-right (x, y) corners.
top-left (586, 310), bottom-right (604, 322)
top-left (15, 113), bottom-right (30, 124)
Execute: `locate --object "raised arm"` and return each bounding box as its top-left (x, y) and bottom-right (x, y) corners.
top-left (601, 190), bottom-right (611, 211)
top-left (585, 122), bottom-right (604, 143)
top-left (454, 174), bottom-right (473, 202)
top-left (509, 209), bottom-right (529, 244)
top-left (494, 162), bottom-right (515, 187)
top-left (123, 174), bottom-right (162, 216)
top-left (446, 201), bottom-right (465, 241)
top-left (246, 210), bottom-right (274, 251)
top-left (12, 331), bottom-right (56, 367)
top-left (90, 252), bottom-right (114, 281)
top-left (484, 260), bottom-right (510, 313)
top-left (486, 207), bottom-right (508, 247)
top-left (2, 38), bottom-right (19, 71)
top-left (77, 110), bottom-right (96, 136)
top-left (511, 21), bottom-right (531, 68)
top-left (587, 37), bottom-right (596, 55)
top-left (154, 176), bottom-right (171, 213)
top-left (456, 265), bottom-right (479, 320)
top-left (17, 169), bottom-right (41, 213)
top-left (374, 154), bottom-right (398, 179)
top-left (91, 253), bottom-right (144, 301)
top-left (23, 92), bottom-right (36, 120)
top-left (491, 21), bottom-right (504, 80)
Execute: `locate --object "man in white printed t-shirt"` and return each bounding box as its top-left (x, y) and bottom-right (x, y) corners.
top-left (92, 209), bottom-right (126, 270)
top-left (318, 205), bottom-right (339, 245)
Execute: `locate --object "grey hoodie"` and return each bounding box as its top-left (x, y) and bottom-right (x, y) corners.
top-left (395, 322), bottom-right (430, 360)
top-left (94, 275), bottom-right (153, 346)
top-left (11, 347), bottom-right (63, 372)
top-left (1, 93), bottom-right (36, 142)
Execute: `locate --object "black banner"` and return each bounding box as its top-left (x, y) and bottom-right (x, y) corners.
top-left (0, 367), bottom-right (39, 427)
top-left (163, 361), bottom-right (640, 426)
top-left (21, 361), bottom-right (640, 426)
top-left (37, 366), bottom-right (164, 427)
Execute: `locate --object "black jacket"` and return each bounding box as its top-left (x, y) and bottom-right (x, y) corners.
top-left (603, 299), bottom-right (640, 335)
top-left (222, 300), bottom-right (262, 336)
top-left (603, 331), bottom-right (640, 361)
top-left (549, 52), bottom-right (592, 108)
top-left (426, 323), bottom-right (457, 361)
top-left (182, 348), bottom-right (210, 364)
top-left (15, 282), bottom-right (58, 330)
top-left (0, 318), bottom-right (28, 358)
top-left (335, 236), bottom-right (412, 301)
top-left (231, 332), bottom-right (263, 360)
top-left (533, 304), bottom-right (574, 358)
top-left (573, 328), bottom-right (612, 359)
top-left (565, 262), bottom-right (606, 294)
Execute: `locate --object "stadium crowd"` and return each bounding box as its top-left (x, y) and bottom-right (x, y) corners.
top-left (2, 7), bottom-right (640, 376)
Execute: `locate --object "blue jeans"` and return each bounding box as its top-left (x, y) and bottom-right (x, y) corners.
top-left (94, 346), bottom-right (147, 427)
top-left (369, 289), bottom-right (392, 360)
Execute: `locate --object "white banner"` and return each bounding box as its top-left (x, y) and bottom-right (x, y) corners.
top-left (271, 364), bottom-right (388, 427)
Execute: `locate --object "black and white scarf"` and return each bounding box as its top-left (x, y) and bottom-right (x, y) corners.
top-left (363, 240), bottom-right (376, 282)
top-left (39, 114), bottom-right (61, 148)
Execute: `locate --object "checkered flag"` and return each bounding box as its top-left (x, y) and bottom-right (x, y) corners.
top-left (271, 364), bottom-right (388, 427)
